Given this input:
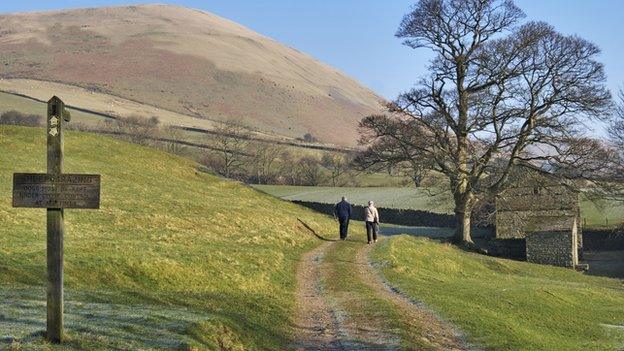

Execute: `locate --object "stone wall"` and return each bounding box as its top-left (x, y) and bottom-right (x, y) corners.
top-left (526, 231), bottom-right (576, 267)
top-left (496, 184), bottom-right (580, 239)
top-left (496, 210), bottom-right (578, 239)
top-left (291, 200), bottom-right (456, 227)
top-left (583, 229), bottom-right (624, 251)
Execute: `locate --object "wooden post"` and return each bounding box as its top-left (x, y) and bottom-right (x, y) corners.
top-left (46, 96), bottom-right (69, 343)
top-left (12, 96), bottom-right (98, 345)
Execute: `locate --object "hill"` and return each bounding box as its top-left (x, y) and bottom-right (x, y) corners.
top-left (0, 125), bottom-right (335, 350)
top-left (371, 236), bottom-right (624, 351)
top-left (0, 4), bottom-right (384, 146)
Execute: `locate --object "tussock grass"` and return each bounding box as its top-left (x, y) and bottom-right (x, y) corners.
top-left (371, 235), bottom-right (624, 351)
top-left (0, 125), bottom-right (335, 350)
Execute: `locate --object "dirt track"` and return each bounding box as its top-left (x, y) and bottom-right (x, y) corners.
top-left (292, 241), bottom-right (344, 350)
top-left (292, 236), bottom-right (471, 350)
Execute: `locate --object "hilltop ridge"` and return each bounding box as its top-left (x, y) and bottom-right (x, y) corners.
top-left (0, 4), bottom-right (384, 146)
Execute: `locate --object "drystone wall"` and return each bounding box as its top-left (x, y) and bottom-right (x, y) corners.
top-left (496, 184), bottom-right (580, 239)
top-left (291, 200), bottom-right (456, 227)
top-left (526, 231), bottom-right (577, 267)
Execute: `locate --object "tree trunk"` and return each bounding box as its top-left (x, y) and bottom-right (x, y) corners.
top-left (453, 194), bottom-right (474, 245)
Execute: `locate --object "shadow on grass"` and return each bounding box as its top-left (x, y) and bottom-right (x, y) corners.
top-left (297, 218), bottom-right (340, 242)
top-left (380, 225), bottom-right (492, 239)
top-left (0, 286), bottom-right (287, 350)
top-left (583, 250), bottom-right (624, 279)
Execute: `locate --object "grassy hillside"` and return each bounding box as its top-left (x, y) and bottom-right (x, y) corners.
top-left (0, 125), bottom-right (335, 350)
top-left (0, 4), bottom-right (383, 146)
top-left (371, 236), bottom-right (624, 351)
top-left (0, 91), bottom-right (349, 156)
top-left (255, 185), bottom-right (624, 228)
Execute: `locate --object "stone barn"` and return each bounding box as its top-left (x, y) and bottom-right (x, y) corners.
top-left (495, 165), bottom-right (582, 268)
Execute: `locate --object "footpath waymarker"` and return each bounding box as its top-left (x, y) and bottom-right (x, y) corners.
top-left (11, 96), bottom-right (101, 343)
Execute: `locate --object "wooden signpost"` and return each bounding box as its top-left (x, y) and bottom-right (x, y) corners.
top-left (11, 96), bottom-right (101, 343)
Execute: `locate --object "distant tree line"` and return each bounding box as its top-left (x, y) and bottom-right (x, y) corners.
top-left (0, 110), bottom-right (364, 185)
top-left (0, 110), bottom-right (44, 127)
top-left (201, 120), bottom-right (359, 186)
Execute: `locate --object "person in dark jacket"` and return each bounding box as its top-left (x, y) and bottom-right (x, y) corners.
top-left (334, 197), bottom-right (352, 240)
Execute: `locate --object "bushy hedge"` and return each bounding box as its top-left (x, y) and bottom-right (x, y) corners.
top-left (0, 110), bottom-right (43, 127)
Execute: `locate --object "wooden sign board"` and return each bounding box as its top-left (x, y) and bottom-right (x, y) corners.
top-left (12, 173), bottom-right (101, 209)
top-left (10, 96), bottom-right (99, 343)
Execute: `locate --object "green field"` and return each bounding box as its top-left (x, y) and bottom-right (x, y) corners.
top-left (0, 125), bottom-right (335, 350)
top-left (0, 91), bottom-right (108, 126)
top-left (252, 185), bottom-right (454, 213)
top-left (371, 236), bottom-right (624, 351)
top-left (254, 185), bottom-right (624, 228)
top-left (2, 125), bottom-right (624, 351)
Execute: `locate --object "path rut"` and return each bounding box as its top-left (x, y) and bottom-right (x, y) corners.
top-left (356, 240), bottom-right (470, 351)
top-left (292, 234), bottom-right (473, 350)
top-left (292, 241), bottom-right (344, 350)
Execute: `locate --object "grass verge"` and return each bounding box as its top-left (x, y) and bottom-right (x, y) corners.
top-left (371, 235), bottom-right (624, 351)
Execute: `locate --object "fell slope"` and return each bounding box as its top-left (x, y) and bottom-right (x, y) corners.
top-left (0, 4), bottom-right (383, 146)
top-left (0, 125), bottom-right (335, 350)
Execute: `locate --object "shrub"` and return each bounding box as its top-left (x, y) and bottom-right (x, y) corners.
top-left (103, 115), bottom-right (160, 145)
top-left (0, 110), bottom-right (44, 127)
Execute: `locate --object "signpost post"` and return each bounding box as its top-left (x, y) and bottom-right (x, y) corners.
top-left (11, 96), bottom-right (101, 343)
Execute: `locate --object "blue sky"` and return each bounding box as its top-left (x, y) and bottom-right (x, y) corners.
top-left (2, 1), bottom-right (623, 102)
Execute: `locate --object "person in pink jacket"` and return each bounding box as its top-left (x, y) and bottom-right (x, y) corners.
top-left (364, 201), bottom-right (379, 244)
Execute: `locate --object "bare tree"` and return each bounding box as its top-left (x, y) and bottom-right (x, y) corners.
top-left (209, 120), bottom-right (250, 179)
top-left (248, 142), bottom-right (282, 184)
top-left (105, 115), bottom-right (160, 145)
top-left (356, 116), bottom-right (432, 187)
top-left (321, 153), bottom-right (352, 186)
top-left (599, 88), bottom-right (624, 197)
top-left (301, 133), bottom-right (319, 143)
top-left (163, 126), bottom-right (188, 155)
top-left (278, 150), bottom-right (299, 185)
top-left (610, 88), bottom-right (624, 152)
top-left (298, 155), bottom-right (324, 186)
top-left (361, 0), bottom-right (611, 245)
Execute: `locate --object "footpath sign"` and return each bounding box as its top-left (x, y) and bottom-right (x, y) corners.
top-left (11, 96), bottom-right (101, 343)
